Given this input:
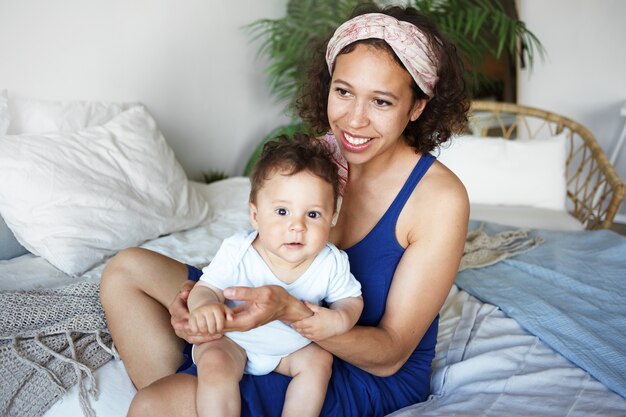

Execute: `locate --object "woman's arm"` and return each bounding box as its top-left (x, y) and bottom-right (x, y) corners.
top-left (300, 173), bottom-right (468, 376)
top-left (314, 233), bottom-right (462, 376)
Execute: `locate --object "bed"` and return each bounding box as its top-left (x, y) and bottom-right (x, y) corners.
top-left (1, 92), bottom-right (625, 417)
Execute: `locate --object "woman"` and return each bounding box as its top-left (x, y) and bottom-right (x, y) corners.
top-left (100, 4), bottom-right (469, 416)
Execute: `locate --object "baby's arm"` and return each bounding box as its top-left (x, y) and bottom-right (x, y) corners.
top-left (188, 282), bottom-right (232, 335)
top-left (293, 296), bottom-right (363, 342)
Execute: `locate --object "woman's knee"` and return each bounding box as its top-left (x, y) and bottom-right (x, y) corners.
top-left (100, 248), bottom-right (148, 303)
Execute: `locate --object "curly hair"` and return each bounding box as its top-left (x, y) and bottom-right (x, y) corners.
top-left (249, 133), bottom-right (340, 209)
top-left (296, 4), bottom-right (470, 154)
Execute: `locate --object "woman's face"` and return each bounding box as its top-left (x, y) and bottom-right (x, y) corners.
top-left (327, 43), bottom-right (426, 165)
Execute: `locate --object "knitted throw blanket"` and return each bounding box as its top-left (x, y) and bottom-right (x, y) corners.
top-left (0, 282), bottom-right (117, 417)
top-left (0, 226), bottom-right (541, 417)
top-left (459, 224), bottom-right (544, 271)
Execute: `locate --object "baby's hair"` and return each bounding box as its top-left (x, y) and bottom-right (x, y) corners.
top-left (249, 133), bottom-right (340, 209)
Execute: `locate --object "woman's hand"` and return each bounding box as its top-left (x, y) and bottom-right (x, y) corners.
top-left (169, 280), bottom-right (222, 344)
top-left (223, 285), bottom-right (313, 331)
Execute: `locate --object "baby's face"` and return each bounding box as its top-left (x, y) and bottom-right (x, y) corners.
top-left (249, 169), bottom-right (335, 268)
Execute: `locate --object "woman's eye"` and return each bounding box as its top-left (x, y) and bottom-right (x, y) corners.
top-left (335, 87), bottom-right (350, 97)
top-left (307, 211), bottom-right (321, 219)
top-left (275, 208), bottom-right (288, 216)
top-left (374, 98), bottom-right (391, 107)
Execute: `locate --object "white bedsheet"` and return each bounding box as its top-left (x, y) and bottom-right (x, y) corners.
top-left (2, 178), bottom-right (624, 416)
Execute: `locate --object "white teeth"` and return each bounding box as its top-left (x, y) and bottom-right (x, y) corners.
top-left (344, 133), bottom-right (371, 146)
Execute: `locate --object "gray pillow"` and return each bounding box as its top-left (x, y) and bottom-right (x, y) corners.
top-left (0, 215), bottom-right (29, 260)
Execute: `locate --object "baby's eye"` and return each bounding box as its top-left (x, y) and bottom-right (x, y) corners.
top-left (307, 211), bottom-right (321, 219)
top-left (374, 98), bottom-right (391, 107)
top-left (275, 208), bottom-right (288, 216)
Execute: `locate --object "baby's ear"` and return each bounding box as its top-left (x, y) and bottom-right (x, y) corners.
top-left (249, 202), bottom-right (259, 229)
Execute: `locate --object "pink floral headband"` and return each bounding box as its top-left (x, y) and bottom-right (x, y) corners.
top-left (326, 13), bottom-right (439, 98)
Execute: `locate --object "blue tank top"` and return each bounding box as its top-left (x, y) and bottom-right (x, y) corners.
top-left (346, 152), bottom-right (436, 326)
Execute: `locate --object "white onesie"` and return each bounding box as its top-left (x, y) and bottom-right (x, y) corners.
top-left (195, 230), bottom-right (362, 375)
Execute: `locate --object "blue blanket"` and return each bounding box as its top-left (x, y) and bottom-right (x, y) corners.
top-left (455, 222), bottom-right (626, 399)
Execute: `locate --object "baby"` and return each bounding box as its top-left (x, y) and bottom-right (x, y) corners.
top-left (187, 134), bottom-right (363, 417)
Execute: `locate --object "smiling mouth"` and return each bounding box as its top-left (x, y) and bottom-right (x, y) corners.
top-left (344, 132), bottom-right (372, 146)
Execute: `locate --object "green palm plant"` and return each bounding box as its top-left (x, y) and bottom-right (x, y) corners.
top-left (412, 0), bottom-right (544, 94)
top-left (247, 0), bottom-right (360, 112)
top-left (248, 0), bottom-right (544, 111)
top-left (243, 0), bottom-right (545, 174)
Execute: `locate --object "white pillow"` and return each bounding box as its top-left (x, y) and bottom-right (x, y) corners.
top-left (0, 92), bottom-right (136, 261)
top-left (7, 96), bottom-right (135, 134)
top-left (0, 106), bottom-right (210, 276)
top-left (0, 89), bottom-right (9, 134)
top-left (437, 133), bottom-right (568, 211)
top-left (1, 90), bottom-right (30, 261)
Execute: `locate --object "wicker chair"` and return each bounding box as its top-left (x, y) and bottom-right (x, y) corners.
top-left (469, 101), bottom-right (626, 230)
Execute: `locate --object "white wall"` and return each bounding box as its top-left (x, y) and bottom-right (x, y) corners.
top-left (0, 0), bottom-right (289, 180)
top-left (518, 0), bottom-right (626, 218)
top-left (3, 1), bottom-right (624, 215)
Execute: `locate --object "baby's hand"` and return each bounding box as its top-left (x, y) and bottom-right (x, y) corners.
top-left (189, 304), bottom-right (233, 335)
top-left (291, 302), bottom-right (345, 341)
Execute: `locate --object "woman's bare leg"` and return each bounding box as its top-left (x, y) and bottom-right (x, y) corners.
top-left (100, 247), bottom-right (189, 389)
top-left (127, 373), bottom-right (199, 417)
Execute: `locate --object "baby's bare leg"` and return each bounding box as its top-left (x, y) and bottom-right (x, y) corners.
top-left (274, 344), bottom-right (333, 417)
top-left (194, 337), bottom-right (247, 417)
